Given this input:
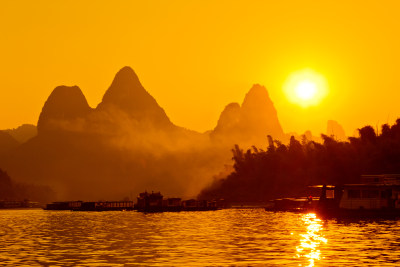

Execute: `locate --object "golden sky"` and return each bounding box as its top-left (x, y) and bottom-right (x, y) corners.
top-left (1, 1), bottom-right (400, 137)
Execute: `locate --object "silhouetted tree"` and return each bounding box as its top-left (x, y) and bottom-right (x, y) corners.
top-left (359, 126), bottom-right (377, 143)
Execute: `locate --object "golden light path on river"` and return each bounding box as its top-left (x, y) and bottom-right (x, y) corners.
top-left (295, 213), bottom-right (328, 267)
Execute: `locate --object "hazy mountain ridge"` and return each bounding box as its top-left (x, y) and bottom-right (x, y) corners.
top-left (0, 124), bottom-right (37, 155)
top-left (3, 124), bottom-right (37, 143)
top-left (0, 66), bottom-right (345, 202)
top-left (0, 67), bottom-right (237, 200)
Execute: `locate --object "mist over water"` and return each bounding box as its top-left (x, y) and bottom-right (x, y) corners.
top-left (1, 209), bottom-right (399, 266)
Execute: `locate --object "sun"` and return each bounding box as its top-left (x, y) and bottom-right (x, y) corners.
top-left (295, 80), bottom-right (317, 100)
top-left (283, 69), bottom-right (328, 107)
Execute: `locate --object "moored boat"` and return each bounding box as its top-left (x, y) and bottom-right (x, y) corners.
top-left (73, 201), bottom-right (134, 211)
top-left (316, 174), bottom-right (400, 219)
top-left (265, 197), bottom-right (318, 213)
top-left (44, 201), bottom-right (82, 210)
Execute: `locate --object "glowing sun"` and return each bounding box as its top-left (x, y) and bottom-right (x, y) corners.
top-left (284, 69), bottom-right (328, 107)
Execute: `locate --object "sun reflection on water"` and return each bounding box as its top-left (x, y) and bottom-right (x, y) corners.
top-left (296, 213), bottom-right (327, 267)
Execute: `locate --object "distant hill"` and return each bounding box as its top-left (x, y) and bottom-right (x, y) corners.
top-left (0, 124), bottom-right (37, 155)
top-left (3, 124), bottom-right (37, 143)
top-left (211, 84), bottom-right (284, 147)
top-left (327, 120), bottom-right (346, 141)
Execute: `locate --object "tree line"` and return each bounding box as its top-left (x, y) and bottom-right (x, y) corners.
top-left (199, 120), bottom-right (400, 203)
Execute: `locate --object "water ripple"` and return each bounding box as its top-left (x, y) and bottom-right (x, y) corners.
top-left (0, 209), bottom-right (400, 266)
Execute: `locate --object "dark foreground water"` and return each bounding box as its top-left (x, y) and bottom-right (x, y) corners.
top-left (0, 209), bottom-right (400, 266)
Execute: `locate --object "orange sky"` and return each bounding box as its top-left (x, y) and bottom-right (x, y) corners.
top-left (1, 1), bottom-right (400, 137)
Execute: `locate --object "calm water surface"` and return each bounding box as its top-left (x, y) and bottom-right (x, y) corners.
top-left (0, 209), bottom-right (400, 266)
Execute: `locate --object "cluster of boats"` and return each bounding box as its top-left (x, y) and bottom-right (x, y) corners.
top-left (266, 174), bottom-right (400, 219)
top-left (44, 200), bottom-right (135, 211)
top-left (44, 191), bottom-right (226, 212)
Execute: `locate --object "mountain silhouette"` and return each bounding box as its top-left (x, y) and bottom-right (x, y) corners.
top-left (327, 120), bottom-right (346, 141)
top-left (241, 84), bottom-right (284, 138)
top-left (211, 84), bottom-right (284, 146)
top-left (0, 67), bottom-right (286, 202)
top-left (96, 66), bottom-right (173, 129)
top-left (37, 85), bottom-right (92, 134)
top-left (213, 103), bottom-right (241, 133)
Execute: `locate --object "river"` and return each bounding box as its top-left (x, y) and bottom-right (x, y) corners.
top-left (0, 209), bottom-right (399, 266)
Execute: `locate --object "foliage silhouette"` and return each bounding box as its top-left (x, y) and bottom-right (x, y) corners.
top-left (199, 120), bottom-right (400, 203)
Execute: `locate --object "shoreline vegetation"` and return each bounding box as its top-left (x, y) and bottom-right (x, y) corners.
top-left (199, 120), bottom-right (400, 204)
